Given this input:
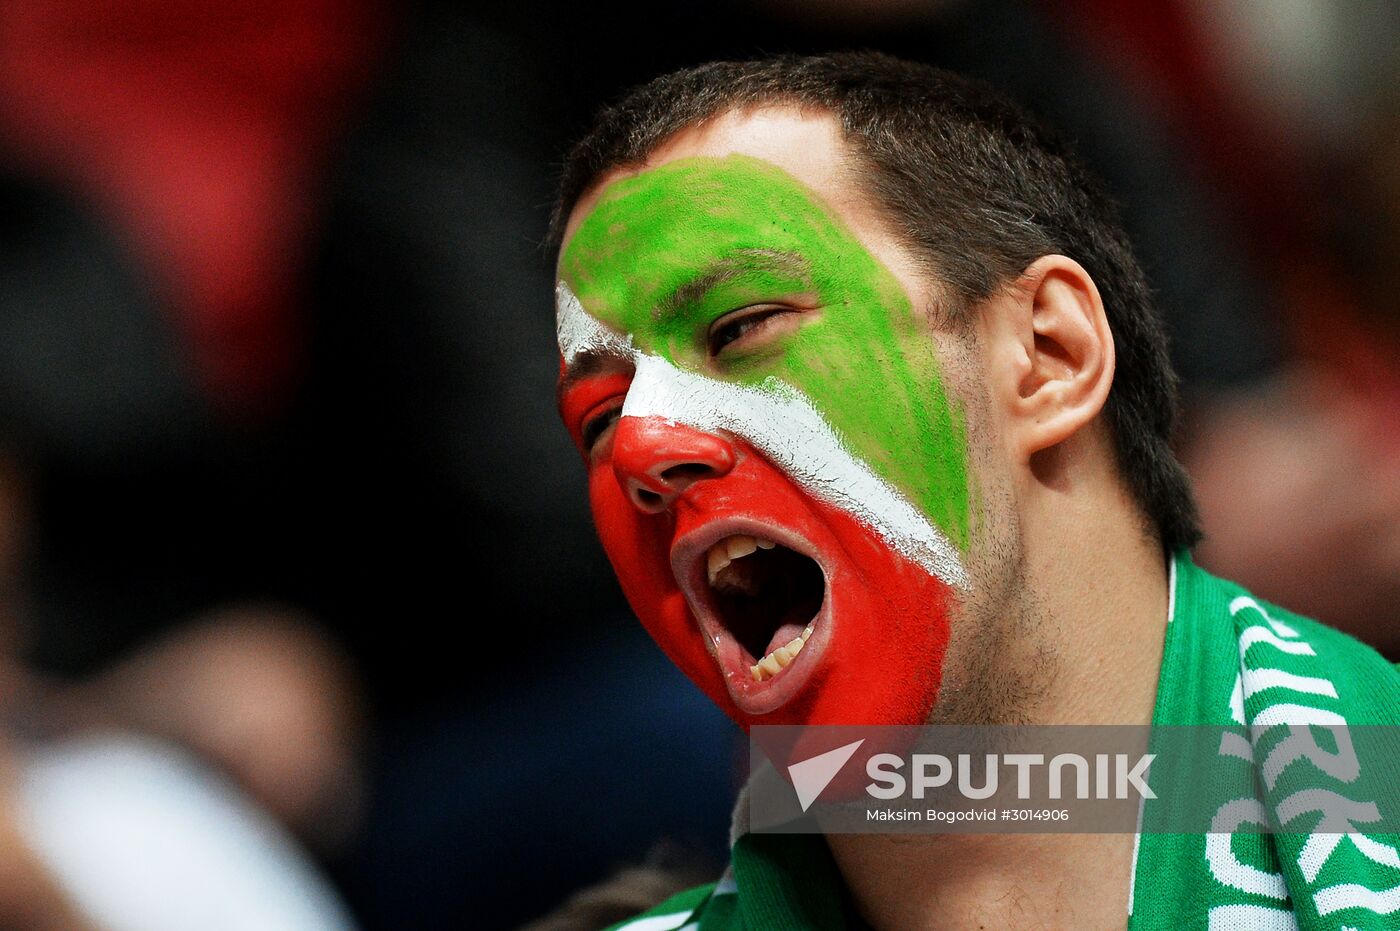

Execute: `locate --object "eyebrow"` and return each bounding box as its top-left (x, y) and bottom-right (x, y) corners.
top-left (655, 248), bottom-right (811, 324)
top-left (557, 249), bottom-right (812, 400)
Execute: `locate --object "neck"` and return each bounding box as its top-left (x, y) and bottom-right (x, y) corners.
top-left (1016, 464), bottom-right (1171, 727)
top-left (828, 472), bottom-right (1171, 930)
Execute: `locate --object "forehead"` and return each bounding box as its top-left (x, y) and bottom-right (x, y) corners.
top-left (561, 107), bottom-right (855, 247)
top-left (557, 107), bottom-right (930, 327)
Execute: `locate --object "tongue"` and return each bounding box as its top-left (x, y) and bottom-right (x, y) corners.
top-left (764, 621), bottom-right (809, 657)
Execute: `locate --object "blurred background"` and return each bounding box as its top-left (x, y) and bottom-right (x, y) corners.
top-left (0, 0), bottom-right (1394, 928)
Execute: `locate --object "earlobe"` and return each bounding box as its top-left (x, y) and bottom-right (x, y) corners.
top-left (1009, 255), bottom-right (1115, 458)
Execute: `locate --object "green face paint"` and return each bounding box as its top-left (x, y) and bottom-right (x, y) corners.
top-left (560, 154), bottom-right (972, 549)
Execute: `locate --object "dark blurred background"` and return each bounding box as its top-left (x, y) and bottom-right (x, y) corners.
top-left (0, 0), bottom-right (1395, 929)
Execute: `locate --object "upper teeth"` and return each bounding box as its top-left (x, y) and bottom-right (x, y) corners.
top-left (706, 534), bottom-right (775, 587)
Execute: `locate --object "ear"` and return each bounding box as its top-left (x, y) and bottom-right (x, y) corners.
top-left (990, 254), bottom-right (1115, 461)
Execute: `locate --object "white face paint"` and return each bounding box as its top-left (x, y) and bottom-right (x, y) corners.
top-left (556, 281), bottom-right (967, 588)
top-left (556, 281), bottom-right (633, 363)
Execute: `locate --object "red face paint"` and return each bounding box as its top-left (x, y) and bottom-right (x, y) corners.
top-left (572, 384), bottom-right (956, 729)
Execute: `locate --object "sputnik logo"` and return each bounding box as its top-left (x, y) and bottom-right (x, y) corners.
top-left (787, 739), bottom-right (866, 812)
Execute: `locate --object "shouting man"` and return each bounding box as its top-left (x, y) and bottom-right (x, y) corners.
top-left (550, 53), bottom-right (1400, 930)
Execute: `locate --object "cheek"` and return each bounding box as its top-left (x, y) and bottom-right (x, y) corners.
top-left (784, 500), bottom-right (957, 727)
top-left (830, 575), bottom-right (952, 725)
top-left (587, 468), bottom-right (733, 706)
top-left (588, 467), bottom-right (669, 612)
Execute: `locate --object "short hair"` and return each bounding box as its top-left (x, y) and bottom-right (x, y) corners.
top-left (550, 51), bottom-right (1201, 553)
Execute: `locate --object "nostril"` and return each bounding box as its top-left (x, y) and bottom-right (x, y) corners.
top-left (611, 418), bottom-right (736, 514)
top-left (659, 463), bottom-right (714, 485)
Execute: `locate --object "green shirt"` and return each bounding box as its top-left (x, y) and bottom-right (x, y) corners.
top-left (608, 555), bottom-right (1400, 931)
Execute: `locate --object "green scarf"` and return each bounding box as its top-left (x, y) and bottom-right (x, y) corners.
top-left (607, 556), bottom-right (1400, 931)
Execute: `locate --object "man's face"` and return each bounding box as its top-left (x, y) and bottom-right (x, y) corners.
top-left (556, 110), bottom-right (980, 729)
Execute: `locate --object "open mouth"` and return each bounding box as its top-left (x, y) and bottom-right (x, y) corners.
top-left (701, 533), bottom-right (827, 683)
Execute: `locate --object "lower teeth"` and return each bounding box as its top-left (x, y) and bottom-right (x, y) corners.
top-left (750, 624), bottom-right (816, 682)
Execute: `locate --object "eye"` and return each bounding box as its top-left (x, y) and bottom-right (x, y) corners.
top-left (707, 305), bottom-right (791, 356)
top-left (581, 403), bottom-right (622, 453)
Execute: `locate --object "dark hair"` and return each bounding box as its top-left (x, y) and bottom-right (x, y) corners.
top-left (551, 52), bottom-right (1200, 553)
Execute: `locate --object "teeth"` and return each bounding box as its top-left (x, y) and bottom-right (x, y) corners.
top-left (707, 547), bottom-right (731, 584)
top-left (749, 626), bottom-right (816, 682)
top-left (726, 534), bottom-right (758, 559)
top-left (706, 534), bottom-right (775, 586)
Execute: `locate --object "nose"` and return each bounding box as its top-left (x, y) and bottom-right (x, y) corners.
top-left (610, 415), bottom-right (736, 513)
